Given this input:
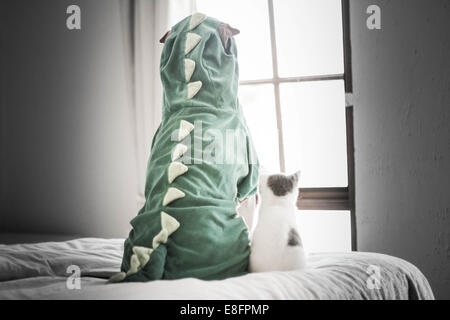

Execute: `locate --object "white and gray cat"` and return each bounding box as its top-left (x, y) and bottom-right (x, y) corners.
top-left (249, 171), bottom-right (307, 272)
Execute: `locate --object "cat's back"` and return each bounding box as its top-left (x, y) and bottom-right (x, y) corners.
top-left (250, 205), bottom-right (294, 271)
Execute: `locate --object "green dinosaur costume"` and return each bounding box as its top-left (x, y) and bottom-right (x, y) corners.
top-left (115, 13), bottom-right (259, 282)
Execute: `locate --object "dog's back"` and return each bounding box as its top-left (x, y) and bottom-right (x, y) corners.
top-left (118, 14), bottom-right (259, 282)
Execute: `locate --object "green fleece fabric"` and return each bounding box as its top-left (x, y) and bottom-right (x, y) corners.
top-left (119, 13), bottom-right (259, 281)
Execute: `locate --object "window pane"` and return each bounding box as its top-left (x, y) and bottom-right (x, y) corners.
top-left (239, 84), bottom-right (279, 172)
top-left (297, 210), bottom-right (351, 253)
top-left (273, 0), bottom-right (344, 77)
top-left (281, 80), bottom-right (347, 187)
top-left (196, 0), bottom-right (273, 80)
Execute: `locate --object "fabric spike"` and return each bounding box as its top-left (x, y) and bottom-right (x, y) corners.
top-left (132, 246), bottom-right (153, 267)
top-left (152, 229), bottom-right (168, 248)
top-left (168, 161), bottom-right (188, 183)
top-left (187, 81), bottom-right (202, 99)
top-left (189, 13), bottom-right (206, 30)
top-left (178, 119), bottom-right (194, 141)
top-left (185, 33), bottom-right (201, 55)
top-left (161, 211), bottom-right (181, 235)
top-left (162, 187), bottom-right (185, 206)
top-left (127, 254), bottom-right (140, 275)
top-left (171, 143), bottom-right (188, 161)
top-left (184, 58), bottom-right (195, 82)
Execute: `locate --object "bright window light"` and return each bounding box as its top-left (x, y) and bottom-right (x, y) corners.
top-left (196, 0), bottom-right (273, 80)
top-left (239, 84), bottom-right (280, 173)
top-left (281, 80), bottom-right (348, 187)
top-left (297, 211), bottom-right (351, 253)
top-left (273, 0), bottom-right (344, 77)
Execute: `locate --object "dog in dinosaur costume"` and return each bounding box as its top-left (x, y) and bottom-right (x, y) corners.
top-left (111, 13), bottom-right (259, 282)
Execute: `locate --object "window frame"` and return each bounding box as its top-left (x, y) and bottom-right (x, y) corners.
top-left (239, 0), bottom-right (356, 250)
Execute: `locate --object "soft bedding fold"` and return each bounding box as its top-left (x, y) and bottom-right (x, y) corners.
top-left (0, 237), bottom-right (434, 300)
top-left (0, 238), bottom-right (124, 281)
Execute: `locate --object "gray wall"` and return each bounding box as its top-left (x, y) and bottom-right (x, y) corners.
top-left (0, 0), bottom-right (139, 238)
top-left (350, 0), bottom-right (450, 299)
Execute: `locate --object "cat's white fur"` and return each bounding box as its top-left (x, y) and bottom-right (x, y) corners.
top-left (249, 171), bottom-right (307, 272)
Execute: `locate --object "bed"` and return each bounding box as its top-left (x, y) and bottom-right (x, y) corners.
top-left (0, 237), bottom-right (434, 300)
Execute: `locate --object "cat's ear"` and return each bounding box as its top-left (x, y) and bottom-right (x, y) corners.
top-left (290, 170), bottom-right (301, 187)
top-left (218, 23), bottom-right (240, 53)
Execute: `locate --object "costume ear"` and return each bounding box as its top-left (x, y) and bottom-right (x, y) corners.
top-left (159, 30), bottom-right (171, 43)
top-left (218, 23), bottom-right (240, 53)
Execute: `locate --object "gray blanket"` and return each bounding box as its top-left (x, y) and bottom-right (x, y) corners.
top-left (0, 238), bottom-right (434, 300)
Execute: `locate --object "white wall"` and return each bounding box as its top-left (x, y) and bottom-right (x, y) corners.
top-left (0, 0), bottom-right (140, 238)
top-left (350, 0), bottom-right (450, 299)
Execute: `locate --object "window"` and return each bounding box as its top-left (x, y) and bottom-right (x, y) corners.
top-left (196, 0), bottom-right (355, 252)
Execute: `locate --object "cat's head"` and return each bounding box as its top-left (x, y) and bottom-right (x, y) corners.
top-left (258, 169), bottom-right (301, 205)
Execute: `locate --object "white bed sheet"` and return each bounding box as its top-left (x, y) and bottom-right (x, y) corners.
top-left (0, 237), bottom-right (434, 300)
